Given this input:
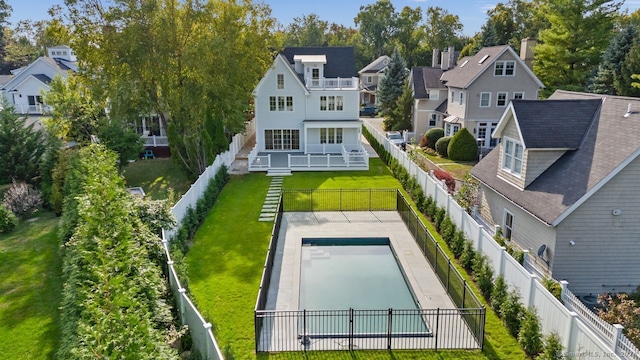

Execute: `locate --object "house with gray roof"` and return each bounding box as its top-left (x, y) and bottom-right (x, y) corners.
top-left (440, 40), bottom-right (544, 150)
top-left (409, 66), bottom-right (447, 139)
top-left (358, 55), bottom-right (390, 106)
top-left (471, 90), bottom-right (640, 295)
top-left (250, 47), bottom-right (368, 172)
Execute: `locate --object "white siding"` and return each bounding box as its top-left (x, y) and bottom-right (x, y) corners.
top-left (554, 156), bottom-right (640, 294)
top-left (306, 89), bottom-right (359, 120)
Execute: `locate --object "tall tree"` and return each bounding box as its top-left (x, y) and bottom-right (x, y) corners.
top-left (377, 48), bottom-right (407, 125)
top-left (423, 6), bottom-right (464, 53)
top-left (354, 0), bottom-right (397, 59)
top-left (385, 82), bottom-right (413, 131)
top-left (0, 102), bottom-right (46, 184)
top-left (283, 13), bottom-right (328, 46)
top-left (394, 6), bottom-right (426, 67)
top-left (534, 0), bottom-right (622, 97)
top-left (589, 24), bottom-right (640, 95)
top-left (481, 0), bottom-right (546, 51)
top-left (64, 0), bottom-right (277, 177)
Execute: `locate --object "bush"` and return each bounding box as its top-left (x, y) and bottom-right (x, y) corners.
top-left (433, 206), bottom-right (446, 232)
top-left (2, 181), bottom-right (42, 218)
top-left (472, 254), bottom-right (494, 299)
top-left (440, 215), bottom-right (456, 245)
top-left (447, 128), bottom-right (478, 161)
top-left (451, 230), bottom-right (466, 258)
top-left (459, 240), bottom-right (476, 271)
top-left (538, 332), bottom-right (564, 360)
top-left (501, 289), bottom-right (524, 337)
top-left (424, 128), bottom-right (444, 149)
top-left (435, 136), bottom-right (452, 157)
top-left (0, 204), bottom-right (17, 233)
top-left (542, 277), bottom-right (562, 301)
top-left (491, 275), bottom-right (508, 314)
top-left (433, 169), bottom-right (456, 193)
top-left (518, 308), bottom-right (543, 357)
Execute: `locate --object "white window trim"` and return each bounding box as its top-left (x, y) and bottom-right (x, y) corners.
top-left (501, 136), bottom-right (523, 176)
top-left (480, 92), bottom-right (491, 108)
top-left (494, 60), bottom-right (516, 76)
top-left (451, 91), bottom-right (455, 103)
top-left (503, 209), bottom-right (514, 241)
top-left (512, 91), bottom-right (524, 100)
top-left (496, 92), bottom-right (508, 107)
top-left (277, 74), bottom-right (285, 90)
top-left (459, 92), bottom-right (464, 105)
top-left (430, 90), bottom-right (439, 101)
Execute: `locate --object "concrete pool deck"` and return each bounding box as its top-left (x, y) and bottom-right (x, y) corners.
top-left (265, 211), bottom-right (456, 312)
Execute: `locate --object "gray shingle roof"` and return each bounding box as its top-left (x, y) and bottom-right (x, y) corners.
top-left (32, 73), bottom-right (53, 85)
top-left (440, 46), bottom-right (510, 88)
top-left (471, 90), bottom-right (640, 225)
top-left (411, 66), bottom-right (445, 99)
top-left (280, 47), bottom-right (356, 78)
top-left (512, 99), bottom-right (601, 149)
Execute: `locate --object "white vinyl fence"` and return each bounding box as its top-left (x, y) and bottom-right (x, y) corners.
top-left (161, 120), bottom-right (255, 360)
top-left (364, 121), bottom-right (640, 360)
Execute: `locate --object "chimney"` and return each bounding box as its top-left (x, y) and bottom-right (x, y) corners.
top-left (520, 38), bottom-right (536, 70)
top-left (448, 46), bottom-right (456, 69)
top-left (432, 49), bottom-right (440, 67)
top-left (440, 49), bottom-right (450, 70)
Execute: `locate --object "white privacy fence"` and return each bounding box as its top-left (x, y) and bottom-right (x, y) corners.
top-left (363, 121), bottom-right (640, 360)
top-left (161, 121), bottom-right (255, 360)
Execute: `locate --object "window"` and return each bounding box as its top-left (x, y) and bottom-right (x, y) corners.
top-left (495, 61), bottom-right (516, 76)
top-left (459, 92), bottom-right (464, 105)
top-left (366, 76), bottom-right (372, 83)
top-left (277, 74), bottom-right (284, 89)
top-left (429, 114), bottom-right (438, 127)
top-left (430, 90), bottom-right (439, 101)
top-left (265, 129), bottom-right (300, 150)
top-left (496, 92), bottom-right (507, 107)
top-left (27, 95), bottom-right (43, 106)
top-left (320, 128), bottom-right (343, 144)
top-left (320, 96), bottom-right (343, 111)
top-left (503, 210), bottom-right (514, 241)
top-left (480, 92), bottom-right (491, 107)
top-left (513, 92), bottom-right (524, 100)
top-left (451, 91), bottom-right (455, 103)
top-left (269, 96), bottom-right (293, 111)
top-left (502, 138), bottom-right (523, 175)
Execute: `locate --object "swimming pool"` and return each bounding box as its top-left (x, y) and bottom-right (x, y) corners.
top-left (299, 237), bottom-right (430, 337)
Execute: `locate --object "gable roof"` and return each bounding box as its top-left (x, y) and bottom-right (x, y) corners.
top-left (359, 55), bottom-right (390, 74)
top-left (493, 99), bottom-right (600, 149)
top-left (2, 56), bottom-right (75, 91)
top-left (252, 53), bottom-right (309, 96)
top-left (472, 90), bottom-right (640, 225)
top-left (280, 47), bottom-right (356, 79)
top-left (32, 74), bottom-right (53, 85)
top-left (411, 66), bottom-right (445, 99)
top-left (440, 45), bottom-right (544, 89)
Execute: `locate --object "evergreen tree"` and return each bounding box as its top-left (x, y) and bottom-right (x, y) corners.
top-left (384, 82), bottom-right (413, 131)
top-left (534, 0), bottom-right (622, 97)
top-left (377, 48), bottom-right (407, 123)
top-left (589, 24), bottom-right (639, 95)
top-left (0, 102), bottom-right (46, 184)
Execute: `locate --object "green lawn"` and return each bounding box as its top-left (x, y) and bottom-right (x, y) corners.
top-left (415, 149), bottom-right (476, 180)
top-left (122, 157), bottom-right (192, 201)
top-left (185, 158), bottom-right (525, 359)
top-left (0, 211), bottom-right (62, 360)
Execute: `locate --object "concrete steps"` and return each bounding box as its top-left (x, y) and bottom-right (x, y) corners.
top-left (259, 176), bottom-right (283, 222)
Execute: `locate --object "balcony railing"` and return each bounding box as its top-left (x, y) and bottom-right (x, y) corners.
top-left (143, 135), bottom-right (169, 147)
top-left (305, 77), bottom-right (358, 90)
top-left (14, 104), bottom-right (51, 115)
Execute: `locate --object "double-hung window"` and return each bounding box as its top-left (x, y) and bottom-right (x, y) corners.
top-left (277, 74), bottom-right (284, 89)
top-left (503, 210), bottom-right (514, 240)
top-left (497, 92), bottom-right (508, 107)
top-left (480, 92), bottom-right (491, 107)
top-left (502, 138), bottom-right (523, 175)
top-left (269, 96), bottom-right (293, 111)
top-left (320, 96), bottom-right (343, 111)
top-left (494, 61), bottom-right (516, 76)
top-left (320, 128), bottom-right (343, 144)
top-left (512, 92), bottom-right (524, 100)
top-left (459, 92), bottom-right (464, 105)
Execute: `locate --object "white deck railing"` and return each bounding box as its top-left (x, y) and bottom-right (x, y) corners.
top-left (305, 77), bottom-right (358, 90)
top-left (143, 135), bottom-right (169, 147)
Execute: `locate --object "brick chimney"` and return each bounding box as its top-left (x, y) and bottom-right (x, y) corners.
top-left (520, 38), bottom-right (536, 70)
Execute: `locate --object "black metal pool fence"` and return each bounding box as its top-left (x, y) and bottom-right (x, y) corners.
top-left (254, 189), bottom-right (485, 352)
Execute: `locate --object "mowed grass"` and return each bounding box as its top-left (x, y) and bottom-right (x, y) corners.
top-left (0, 211), bottom-right (62, 359)
top-left (415, 149), bottom-right (476, 179)
top-left (122, 157), bottom-right (192, 201)
top-left (185, 158), bottom-right (525, 359)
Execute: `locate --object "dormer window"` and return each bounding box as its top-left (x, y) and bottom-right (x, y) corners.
top-left (495, 61), bottom-right (515, 76)
top-left (502, 137), bottom-right (523, 175)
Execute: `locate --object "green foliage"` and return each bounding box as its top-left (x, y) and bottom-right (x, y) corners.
top-left (459, 239), bottom-right (476, 271)
top-left (451, 229), bottom-right (466, 258)
top-left (518, 308), bottom-right (543, 357)
top-left (598, 293), bottom-right (640, 348)
top-left (541, 277), bottom-right (562, 301)
top-left (98, 120), bottom-right (145, 170)
top-left (0, 203), bottom-right (16, 233)
top-left (534, 0), bottom-right (622, 96)
top-left (377, 48), bottom-right (408, 121)
top-left (39, 136), bottom-right (64, 212)
top-left (424, 128), bottom-right (444, 149)
top-left (57, 144), bottom-right (178, 359)
top-left (385, 82), bottom-right (414, 131)
top-left (435, 135), bottom-right (452, 157)
top-left (502, 288), bottom-right (524, 337)
top-left (491, 275), bottom-right (509, 314)
top-left (447, 127), bottom-right (478, 161)
top-left (538, 332), bottom-right (564, 360)
top-left (2, 180), bottom-right (42, 218)
top-left (439, 215), bottom-right (456, 246)
top-left (454, 173), bottom-right (479, 213)
top-left (0, 101), bottom-right (46, 184)
top-left (588, 24), bottom-right (640, 96)
top-left (432, 206), bottom-right (446, 232)
top-left (472, 254), bottom-right (494, 299)
top-left (283, 14), bottom-right (328, 47)
top-left (354, 0), bottom-right (398, 59)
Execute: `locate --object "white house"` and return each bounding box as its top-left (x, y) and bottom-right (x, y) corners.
top-left (250, 47), bottom-right (368, 172)
top-left (1, 45), bottom-right (77, 128)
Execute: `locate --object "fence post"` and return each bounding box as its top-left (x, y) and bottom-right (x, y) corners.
top-left (446, 260), bottom-right (451, 292)
top-left (178, 287), bottom-right (186, 324)
top-left (612, 324), bottom-right (624, 354)
top-left (559, 280), bottom-right (569, 303)
top-left (349, 308), bottom-right (354, 351)
top-left (462, 280), bottom-right (467, 308)
top-left (303, 309), bottom-right (307, 352)
top-left (203, 322), bottom-right (212, 357)
top-left (387, 308), bottom-right (393, 350)
top-left (435, 308), bottom-right (440, 351)
top-left (477, 225), bottom-right (484, 251)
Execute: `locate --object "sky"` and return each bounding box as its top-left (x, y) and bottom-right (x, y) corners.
top-left (8, 0), bottom-right (640, 37)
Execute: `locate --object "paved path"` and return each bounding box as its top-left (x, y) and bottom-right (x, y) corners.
top-left (259, 176), bottom-right (283, 221)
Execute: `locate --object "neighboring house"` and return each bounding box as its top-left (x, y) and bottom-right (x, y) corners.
top-left (440, 40), bottom-right (543, 150)
top-left (1, 45), bottom-right (77, 129)
top-left (408, 51), bottom-right (450, 139)
top-left (250, 47), bottom-right (368, 172)
top-left (471, 90), bottom-right (640, 295)
top-left (358, 55), bottom-right (390, 106)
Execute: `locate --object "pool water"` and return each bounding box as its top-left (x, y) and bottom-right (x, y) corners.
top-left (299, 238), bottom-right (430, 337)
